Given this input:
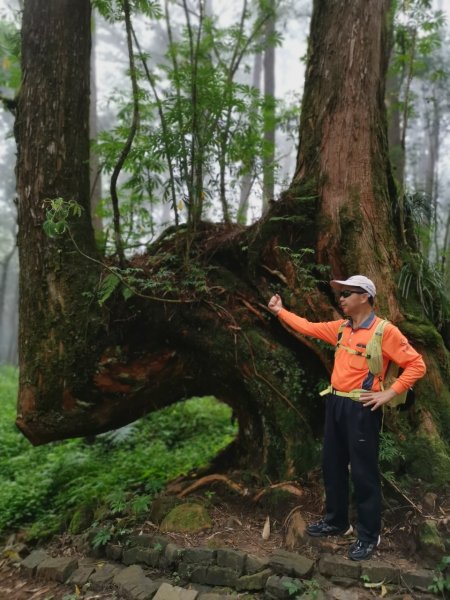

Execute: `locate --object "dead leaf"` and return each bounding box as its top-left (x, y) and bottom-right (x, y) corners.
top-left (262, 515), bottom-right (270, 540)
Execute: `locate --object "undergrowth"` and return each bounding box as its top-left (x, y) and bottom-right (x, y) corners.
top-left (0, 366), bottom-right (237, 541)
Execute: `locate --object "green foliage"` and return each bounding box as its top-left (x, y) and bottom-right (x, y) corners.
top-left (276, 246), bottom-right (330, 291)
top-left (0, 366), bottom-right (237, 539)
top-left (42, 198), bottom-right (84, 238)
top-left (0, 18), bottom-right (21, 98)
top-left (92, 0), bottom-right (162, 21)
top-left (93, 259), bottom-right (213, 306)
top-left (379, 431), bottom-right (405, 483)
top-left (398, 254), bottom-right (450, 327)
top-left (390, 0), bottom-right (446, 106)
top-left (97, 273), bottom-right (121, 306)
top-left (282, 577), bottom-right (321, 599)
top-left (92, 527), bottom-right (113, 549)
top-left (379, 431), bottom-right (405, 464)
top-left (282, 578), bottom-right (304, 597)
top-left (130, 494), bottom-right (152, 514)
top-left (92, 0), bottom-right (297, 246)
top-left (428, 552), bottom-right (450, 595)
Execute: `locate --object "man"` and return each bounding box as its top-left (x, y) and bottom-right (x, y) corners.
top-left (268, 275), bottom-right (426, 561)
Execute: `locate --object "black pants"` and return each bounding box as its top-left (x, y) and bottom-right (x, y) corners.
top-left (322, 393), bottom-right (382, 543)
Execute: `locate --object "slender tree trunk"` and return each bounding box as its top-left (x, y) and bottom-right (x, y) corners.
top-left (90, 15), bottom-right (103, 235)
top-left (6, 273), bottom-right (18, 366)
top-left (0, 245), bottom-right (16, 340)
top-left (262, 0), bottom-right (276, 214)
top-left (237, 50), bottom-right (262, 225)
top-left (386, 71), bottom-right (405, 188)
top-left (424, 99), bottom-right (440, 261)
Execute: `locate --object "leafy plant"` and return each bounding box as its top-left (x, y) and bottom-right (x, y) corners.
top-left (379, 431), bottom-right (405, 464)
top-left (130, 494), bottom-right (152, 515)
top-left (0, 367), bottom-right (237, 540)
top-left (107, 490), bottom-right (128, 515)
top-left (92, 527), bottom-right (113, 549)
top-left (398, 254), bottom-right (450, 327)
top-left (428, 552), bottom-right (450, 595)
top-left (282, 579), bottom-right (304, 597)
top-left (282, 577), bottom-right (321, 599)
top-left (276, 246), bottom-right (330, 291)
top-left (42, 198), bottom-right (84, 238)
top-left (0, 18), bottom-right (21, 100)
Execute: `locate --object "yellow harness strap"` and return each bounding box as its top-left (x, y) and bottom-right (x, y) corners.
top-left (320, 385), bottom-right (366, 402)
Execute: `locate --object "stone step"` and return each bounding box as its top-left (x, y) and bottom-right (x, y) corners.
top-left (18, 534), bottom-right (439, 600)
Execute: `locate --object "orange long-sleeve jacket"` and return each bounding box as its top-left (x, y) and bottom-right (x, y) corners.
top-left (278, 309), bottom-right (426, 394)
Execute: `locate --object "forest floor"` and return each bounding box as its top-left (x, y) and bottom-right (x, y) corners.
top-left (0, 470), bottom-right (448, 600)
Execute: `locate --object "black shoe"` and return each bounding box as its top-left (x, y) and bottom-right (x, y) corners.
top-left (306, 519), bottom-right (352, 537)
top-left (348, 537), bottom-right (380, 561)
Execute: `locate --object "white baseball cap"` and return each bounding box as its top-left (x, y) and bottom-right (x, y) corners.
top-left (330, 275), bottom-right (376, 298)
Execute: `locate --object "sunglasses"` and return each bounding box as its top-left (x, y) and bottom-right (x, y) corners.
top-left (339, 290), bottom-right (367, 298)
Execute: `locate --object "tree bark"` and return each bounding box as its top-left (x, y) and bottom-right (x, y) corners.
top-left (15, 0), bottom-right (450, 483)
top-left (15, 0), bottom-right (102, 433)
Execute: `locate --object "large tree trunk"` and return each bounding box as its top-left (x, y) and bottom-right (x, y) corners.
top-left (15, 0), bottom-right (450, 483)
top-left (15, 0), bottom-right (102, 436)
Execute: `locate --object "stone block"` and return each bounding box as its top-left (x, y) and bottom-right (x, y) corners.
top-left (268, 549), bottom-right (314, 578)
top-left (89, 562), bottom-right (124, 590)
top-left (131, 580), bottom-right (161, 600)
top-left (183, 548), bottom-right (216, 565)
top-left (235, 567), bottom-right (272, 591)
top-left (204, 566), bottom-right (237, 587)
top-left (361, 560), bottom-right (399, 584)
top-left (21, 550), bottom-right (49, 577)
top-left (36, 556), bottom-right (78, 583)
top-left (106, 543), bottom-right (123, 561)
top-left (216, 549), bottom-right (246, 574)
top-left (153, 582), bottom-right (198, 600)
top-left (123, 546), bottom-right (162, 567)
top-left (67, 565), bottom-right (95, 586)
top-left (401, 568), bottom-right (437, 590)
top-left (114, 564), bottom-right (146, 591)
top-left (114, 565), bottom-right (159, 600)
top-left (318, 553), bottom-right (360, 580)
top-left (179, 563), bottom-right (209, 584)
top-left (128, 533), bottom-right (169, 550)
top-left (160, 543), bottom-right (183, 570)
top-left (245, 554), bottom-right (269, 575)
top-left (326, 587), bottom-right (362, 600)
top-left (187, 583), bottom-right (214, 594)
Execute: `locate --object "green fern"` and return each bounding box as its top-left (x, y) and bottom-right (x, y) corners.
top-left (97, 274), bottom-right (120, 306)
top-left (398, 254), bottom-right (450, 327)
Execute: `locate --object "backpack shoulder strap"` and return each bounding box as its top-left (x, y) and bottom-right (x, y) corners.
top-left (336, 320), bottom-right (348, 345)
top-left (366, 319), bottom-right (390, 373)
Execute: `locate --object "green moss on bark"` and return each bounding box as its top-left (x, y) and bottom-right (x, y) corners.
top-left (402, 433), bottom-right (450, 485)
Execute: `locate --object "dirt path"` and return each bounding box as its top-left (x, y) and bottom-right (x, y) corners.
top-left (0, 561), bottom-right (72, 600)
